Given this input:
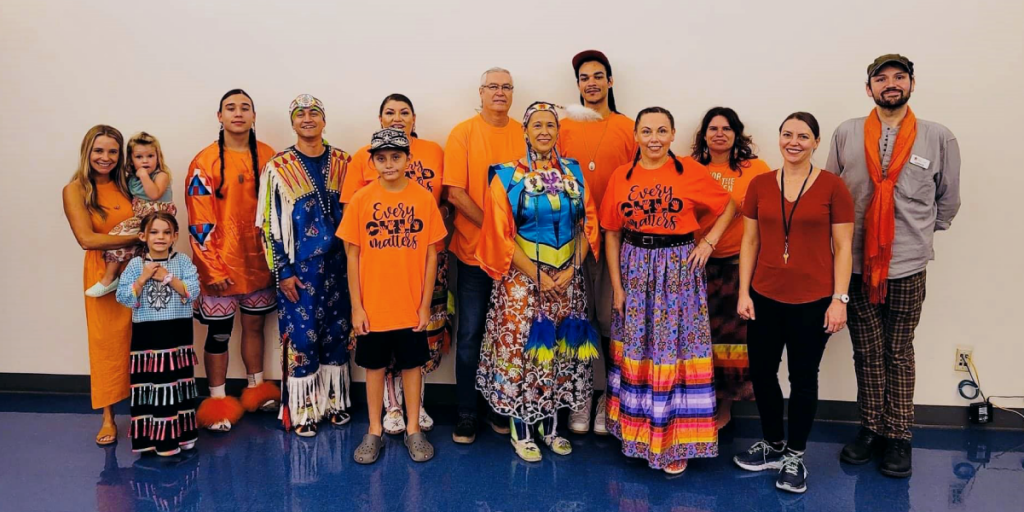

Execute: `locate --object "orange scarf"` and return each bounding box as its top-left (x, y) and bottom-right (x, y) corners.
top-left (862, 107), bottom-right (917, 304)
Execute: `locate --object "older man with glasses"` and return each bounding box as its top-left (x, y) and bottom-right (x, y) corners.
top-left (443, 67), bottom-right (526, 444)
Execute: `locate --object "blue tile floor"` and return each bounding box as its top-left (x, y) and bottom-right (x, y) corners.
top-left (1, 392), bottom-right (1021, 512)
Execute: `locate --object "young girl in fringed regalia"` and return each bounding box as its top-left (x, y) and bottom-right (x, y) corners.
top-left (116, 212), bottom-right (201, 456)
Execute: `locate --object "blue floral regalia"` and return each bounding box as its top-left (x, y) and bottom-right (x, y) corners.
top-left (256, 144), bottom-right (352, 430)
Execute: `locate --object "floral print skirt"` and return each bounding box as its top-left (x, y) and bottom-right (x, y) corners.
top-left (476, 265), bottom-right (593, 424)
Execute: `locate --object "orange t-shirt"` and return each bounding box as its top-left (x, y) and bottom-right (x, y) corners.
top-left (340, 137), bottom-right (444, 205)
top-left (441, 115), bottom-right (526, 266)
top-left (742, 170), bottom-right (855, 304)
top-left (557, 113), bottom-right (637, 209)
top-left (185, 141), bottom-right (277, 295)
top-left (696, 158), bottom-right (772, 258)
top-left (336, 180), bottom-right (448, 332)
top-left (600, 156), bottom-right (731, 235)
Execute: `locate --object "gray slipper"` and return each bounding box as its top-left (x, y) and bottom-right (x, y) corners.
top-left (405, 432), bottom-right (434, 462)
top-left (353, 434), bottom-right (383, 464)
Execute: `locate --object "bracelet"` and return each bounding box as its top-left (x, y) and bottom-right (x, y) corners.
top-left (702, 237), bottom-right (716, 250)
top-left (162, 272), bottom-right (174, 285)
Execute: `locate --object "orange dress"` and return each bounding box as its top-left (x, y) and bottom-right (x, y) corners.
top-left (83, 181), bottom-right (133, 409)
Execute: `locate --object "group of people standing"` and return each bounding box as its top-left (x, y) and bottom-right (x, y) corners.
top-left (62, 50), bottom-right (959, 494)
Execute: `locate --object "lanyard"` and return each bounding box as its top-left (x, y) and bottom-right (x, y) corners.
top-left (780, 166), bottom-right (812, 264)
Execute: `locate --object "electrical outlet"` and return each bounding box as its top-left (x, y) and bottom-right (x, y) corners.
top-left (954, 347), bottom-right (973, 372)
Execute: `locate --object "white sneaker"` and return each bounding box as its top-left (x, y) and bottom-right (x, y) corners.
top-left (383, 409), bottom-right (406, 435)
top-left (419, 408), bottom-right (434, 432)
top-left (206, 419), bottom-right (231, 432)
top-left (593, 397), bottom-right (608, 435)
top-left (569, 398), bottom-right (592, 434)
top-left (85, 278), bottom-right (120, 298)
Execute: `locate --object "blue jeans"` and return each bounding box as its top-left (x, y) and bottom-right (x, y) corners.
top-left (455, 258), bottom-right (493, 415)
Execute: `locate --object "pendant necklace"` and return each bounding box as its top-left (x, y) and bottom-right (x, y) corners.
top-left (780, 165), bottom-right (812, 264)
top-left (581, 115), bottom-right (611, 172)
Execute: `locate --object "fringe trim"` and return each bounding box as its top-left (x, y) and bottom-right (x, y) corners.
top-left (284, 372), bottom-right (327, 427)
top-left (322, 363), bottom-right (351, 413)
top-left (130, 409), bottom-right (197, 441)
top-left (129, 346), bottom-right (198, 375)
top-left (282, 363), bottom-right (351, 427)
top-left (256, 165), bottom-right (297, 265)
top-left (130, 378), bottom-right (197, 407)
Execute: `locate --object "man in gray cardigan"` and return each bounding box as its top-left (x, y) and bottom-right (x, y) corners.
top-left (826, 54), bottom-right (961, 479)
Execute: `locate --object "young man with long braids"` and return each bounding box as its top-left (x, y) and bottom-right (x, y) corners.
top-left (186, 89), bottom-right (279, 432)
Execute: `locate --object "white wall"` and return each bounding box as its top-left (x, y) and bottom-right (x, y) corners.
top-left (2, 0), bottom-right (1021, 407)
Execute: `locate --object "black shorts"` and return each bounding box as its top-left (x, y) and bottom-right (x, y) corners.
top-left (355, 328), bottom-right (429, 371)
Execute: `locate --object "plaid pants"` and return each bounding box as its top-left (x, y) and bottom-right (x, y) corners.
top-left (848, 271), bottom-right (927, 440)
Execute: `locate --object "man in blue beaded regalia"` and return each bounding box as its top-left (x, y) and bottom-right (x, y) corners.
top-left (256, 94), bottom-right (353, 437)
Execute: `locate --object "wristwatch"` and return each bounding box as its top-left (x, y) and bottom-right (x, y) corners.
top-left (832, 293), bottom-right (850, 304)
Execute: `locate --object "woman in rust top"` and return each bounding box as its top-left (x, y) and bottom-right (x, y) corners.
top-left (732, 112), bottom-right (854, 494)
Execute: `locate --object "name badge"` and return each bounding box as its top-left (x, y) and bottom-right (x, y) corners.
top-left (909, 154), bottom-right (931, 169)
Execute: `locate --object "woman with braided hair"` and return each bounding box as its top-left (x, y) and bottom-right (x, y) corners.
top-left (599, 106), bottom-right (736, 475)
top-left (475, 101), bottom-right (601, 462)
top-left (185, 89), bottom-right (279, 432)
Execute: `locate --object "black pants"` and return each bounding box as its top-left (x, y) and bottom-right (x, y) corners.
top-left (455, 259), bottom-right (494, 415)
top-left (747, 289), bottom-right (833, 452)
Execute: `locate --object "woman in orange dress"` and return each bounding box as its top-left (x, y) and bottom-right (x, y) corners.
top-left (62, 125), bottom-right (138, 445)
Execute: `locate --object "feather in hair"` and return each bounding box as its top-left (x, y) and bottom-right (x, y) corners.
top-left (555, 104), bottom-right (603, 122)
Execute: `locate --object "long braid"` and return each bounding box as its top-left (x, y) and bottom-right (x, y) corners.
top-left (215, 127), bottom-right (226, 199)
top-left (624, 148), bottom-right (641, 180)
top-left (667, 149), bottom-right (684, 175)
top-left (248, 127), bottom-right (260, 194)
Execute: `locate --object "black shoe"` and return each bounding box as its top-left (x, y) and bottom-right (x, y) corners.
top-left (488, 410), bottom-right (510, 435)
top-left (452, 413), bottom-right (478, 444)
top-left (840, 427), bottom-right (886, 465)
top-left (734, 440), bottom-right (787, 472)
top-left (879, 438), bottom-right (913, 478)
top-left (776, 451), bottom-right (808, 494)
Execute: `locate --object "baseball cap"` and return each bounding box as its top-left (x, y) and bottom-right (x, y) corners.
top-left (368, 128), bottom-right (410, 154)
top-left (572, 49), bottom-right (613, 77)
top-left (867, 54), bottom-right (915, 78)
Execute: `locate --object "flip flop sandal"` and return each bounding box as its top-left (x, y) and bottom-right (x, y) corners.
top-left (295, 423), bottom-right (318, 438)
top-left (541, 435), bottom-right (573, 456)
top-left (329, 411), bottom-right (351, 426)
top-left (511, 439), bottom-right (542, 462)
top-left (95, 424), bottom-right (118, 446)
top-left (405, 432), bottom-right (434, 462)
top-left (354, 434), bottom-right (384, 464)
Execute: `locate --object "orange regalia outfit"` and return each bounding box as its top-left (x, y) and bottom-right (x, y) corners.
top-left (185, 140), bottom-right (280, 427)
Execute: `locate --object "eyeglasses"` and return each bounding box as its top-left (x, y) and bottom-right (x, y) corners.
top-left (482, 84), bottom-right (514, 92)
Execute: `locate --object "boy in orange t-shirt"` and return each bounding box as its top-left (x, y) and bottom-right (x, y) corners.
top-left (337, 128), bottom-right (446, 464)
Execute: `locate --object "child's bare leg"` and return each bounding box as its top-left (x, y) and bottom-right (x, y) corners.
top-left (365, 368), bottom-right (385, 436)
top-left (402, 367), bottom-right (423, 435)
